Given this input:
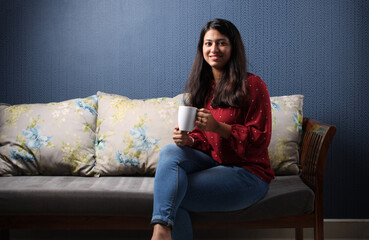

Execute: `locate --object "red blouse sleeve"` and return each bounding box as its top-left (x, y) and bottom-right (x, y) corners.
top-left (228, 76), bottom-right (272, 157)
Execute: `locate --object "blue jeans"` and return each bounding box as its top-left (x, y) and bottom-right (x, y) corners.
top-left (151, 144), bottom-right (269, 240)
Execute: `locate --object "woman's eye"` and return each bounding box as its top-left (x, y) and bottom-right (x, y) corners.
top-left (204, 42), bottom-right (211, 46)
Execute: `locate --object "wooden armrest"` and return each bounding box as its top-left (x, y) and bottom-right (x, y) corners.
top-left (299, 118), bottom-right (336, 238)
top-left (300, 118), bottom-right (336, 191)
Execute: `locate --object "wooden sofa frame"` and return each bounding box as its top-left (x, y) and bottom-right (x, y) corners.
top-left (0, 118), bottom-right (336, 240)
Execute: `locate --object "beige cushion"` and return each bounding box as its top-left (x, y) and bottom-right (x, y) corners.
top-left (95, 92), bottom-right (183, 176)
top-left (0, 93), bottom-right (303, 177)
top-left (0, 96), bottom-right (98, 176)
top-left (268, 95), bottom-right (304, 175)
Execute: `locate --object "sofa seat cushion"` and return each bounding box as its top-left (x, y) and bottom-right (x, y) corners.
top-left (0, 176), bottom-right (154, 216)
top-left (191, 175), bottom-right (314, 223)
top-left (0, 176), bottom-right (314, 221)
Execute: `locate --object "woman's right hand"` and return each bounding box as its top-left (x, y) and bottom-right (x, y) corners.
top-left (173, 125), bottom-right (193, 147)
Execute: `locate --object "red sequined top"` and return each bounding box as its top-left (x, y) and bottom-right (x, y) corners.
top-left (189, 74), bottom-right (275, 183)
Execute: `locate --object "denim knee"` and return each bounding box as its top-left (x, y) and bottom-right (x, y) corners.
top-left (157, 144), bottom-right (182, 167)
top-left (159, 144), bottom-right (181, 158)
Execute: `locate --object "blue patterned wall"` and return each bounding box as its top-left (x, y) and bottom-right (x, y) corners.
top-left (1, 0), bottom-right (368, 218)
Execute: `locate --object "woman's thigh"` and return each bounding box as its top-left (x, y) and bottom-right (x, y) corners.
top-left (180, 165), bottom-right (269, 212)
top-left (157, 144), bottom-right (218, 174)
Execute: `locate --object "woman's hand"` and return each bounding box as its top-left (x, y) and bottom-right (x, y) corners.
top-left (173, 125), bottom-right (193, 147)
top-left (196, 108), bottom-right (232, 139)
top-left (195, 108), bottom-right (219, 132)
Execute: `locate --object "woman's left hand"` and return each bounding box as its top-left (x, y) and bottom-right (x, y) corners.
top-left (195, 108), bottom-right (219, 132)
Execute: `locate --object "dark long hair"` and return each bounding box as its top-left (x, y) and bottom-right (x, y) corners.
top-left (185, 18), bottom-right (248, 109)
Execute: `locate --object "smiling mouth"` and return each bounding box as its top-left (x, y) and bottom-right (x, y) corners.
top-left (210, 55), bottom-right (222, 60)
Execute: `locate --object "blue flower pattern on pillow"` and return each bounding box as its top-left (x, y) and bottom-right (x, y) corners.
top-left (115, 151), bottom-right (139, 167)
top-left (115, 114), bottom-right (160, 167)
top-left (130, 126), bottom-right (159, 152)
top-left (271, 102), bottom-right (282, 111)
top-left (271, 102), bottom-right (281, 126)
top-left (268, 95), bottom-right (304, 175)
top-left (74, 99), bottom-right (97, 115)
top-left (9, 149), bottom-right (35, 162)
top-left (23, 126), bottom-right (52, 149)
top-left (293, 113), bottom-right (303, 134)
top-left (95, 138), bottom-right (106, 150)
top-left (0, 96), bottom-right (98, 176)
top-left (8, 124), bottom-right (51, 164)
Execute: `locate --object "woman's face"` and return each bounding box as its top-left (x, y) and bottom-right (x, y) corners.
top-left (202, 29), bottom-right (232, 72)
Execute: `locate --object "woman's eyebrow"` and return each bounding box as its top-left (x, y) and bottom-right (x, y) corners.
top-left (204, 38), bottom-right (227, 41)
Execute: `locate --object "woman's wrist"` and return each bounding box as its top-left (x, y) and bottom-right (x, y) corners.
top-left (214, 121), bottom-right (231, 139)
top-left (187, 136), bottom-right (195, 146)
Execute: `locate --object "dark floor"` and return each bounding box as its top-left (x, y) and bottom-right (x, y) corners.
top-left (4, 220), bottom-right (369, 240)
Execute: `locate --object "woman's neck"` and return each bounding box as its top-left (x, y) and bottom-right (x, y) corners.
top-left (212, 68), bottom-right (223, 85)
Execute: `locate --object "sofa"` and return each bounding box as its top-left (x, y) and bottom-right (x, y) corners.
top-left (0, 92), bottom-right (336, 240)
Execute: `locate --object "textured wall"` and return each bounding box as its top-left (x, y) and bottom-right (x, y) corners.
top-left (0, 0), bottom-right (368, 218)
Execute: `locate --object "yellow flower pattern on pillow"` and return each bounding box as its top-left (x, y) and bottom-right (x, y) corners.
top-left (1, 93), bottom-right (303, 177)
top-left (268, 95), bottom-right (304, 175)
top-left (0, 96), bottom-right (98, 176)
top-left (95, 92), bottom-right (183, 176)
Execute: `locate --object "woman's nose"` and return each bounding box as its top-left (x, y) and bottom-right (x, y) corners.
top-left (211, 44), bottom-right (219, 53)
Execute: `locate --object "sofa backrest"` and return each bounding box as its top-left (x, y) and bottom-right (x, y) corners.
top-left (0, 93), bottom-right (303, 177)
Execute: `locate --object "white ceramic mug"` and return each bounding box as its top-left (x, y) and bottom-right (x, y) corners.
top-left (178, 106), bottom-right (197, 132)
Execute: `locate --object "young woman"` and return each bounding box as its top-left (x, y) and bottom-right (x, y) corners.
top-left (151, 18), bottom-right (274, 240)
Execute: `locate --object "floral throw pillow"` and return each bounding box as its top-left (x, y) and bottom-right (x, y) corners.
top-left (95, 92), bottom-right (183, 176)
top-left (0, 96), bottom-right (98, 176)
top-left (268, 95), bottom-right (304, 175)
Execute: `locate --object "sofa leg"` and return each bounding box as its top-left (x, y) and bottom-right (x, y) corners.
top-left (0, 229), bottom-right (9, 240)
top-left (295, 227), bottom-right (303, 240)
top-left (314, 222), bottom-right (324, 240)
